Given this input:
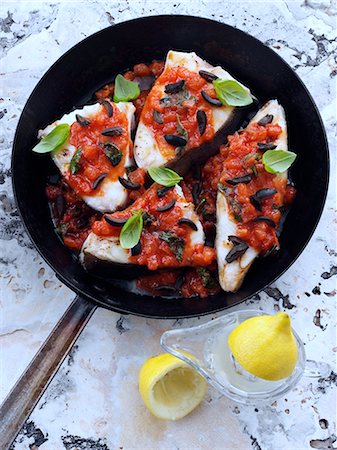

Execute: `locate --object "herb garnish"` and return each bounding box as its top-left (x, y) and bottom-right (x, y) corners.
top-left (213, 79), bottom-right (253, 107)
top-left (32, 124), bottom-right (70, 154)
top-left (176, 114), bottom-right (188, 141)
top-left (113, 74), bottom-right (140, 102)
top-left (159, 230), bottom-right (185, 262)
top-left (120, 210), bottom-right (143, 249)
top-left (69, 148), bottom-right (82, 174)
top-left (197, 267), bottom-right (217, 289)
top-left (148, 167), bottom-right (183, 187)
top-left (262, 149), bottom-right (297, 174)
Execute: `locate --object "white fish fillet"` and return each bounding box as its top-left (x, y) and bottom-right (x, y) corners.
top-left (216, 100), bottom-right (288, 292)
top-left (39, 102), bottom-right (135, 213)
top-left (133, 50), bottom-right (251, 169)
top-left (80, 185), bottom-right (204, 267)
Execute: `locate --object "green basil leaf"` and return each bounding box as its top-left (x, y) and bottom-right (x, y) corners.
top-left (262, 149), bottom-right (297, 174)
top-left (69, 148), bottom-right (82, 174)
top-left (113, 74), bottom-right (140, 102)
top-left (32, 124), bottom-right (70, 154)
top-left (120, 210), bottom-right (143, 249)
top-left (213, 79), bottom-right (253, 107)
top-left (148, 167), bottom-right (183, 187)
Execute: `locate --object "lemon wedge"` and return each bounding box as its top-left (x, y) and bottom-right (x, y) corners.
top-left (139, 353), bottom-right (207, 420)
top-left (228, 312), bottom-right (298, 381)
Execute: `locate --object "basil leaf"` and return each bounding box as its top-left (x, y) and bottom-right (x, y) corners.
top-left (120, 210), bottom-right (143, 249)
top-left (148, 167), bottom-right (183, 187)
top-left (213, 79), bottom-right (253, 107)
top-left (69, 148), bottom-right (82, 174)
top-left (176, 114), bottom-right (188, 141)
top-left (262, 149), bottom-right (297, 174)
top-left (113, 74), bottom-right (140, 102)
top-left (197, 267), bottom-right (217, 289)
top-left (32, 124), bottom-right (70, 154)
top-left (159, 230), bottom-right (185, 262)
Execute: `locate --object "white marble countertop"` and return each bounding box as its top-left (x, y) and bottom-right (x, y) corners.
top-left (1, 1), bottom-right (336, 449)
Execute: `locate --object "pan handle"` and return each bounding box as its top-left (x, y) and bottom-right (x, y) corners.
top-left (0, 294), bottom-right (96, 450)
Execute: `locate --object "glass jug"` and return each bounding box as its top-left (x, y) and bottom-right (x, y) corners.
top-left (161, 310), bottom-right (331, 405)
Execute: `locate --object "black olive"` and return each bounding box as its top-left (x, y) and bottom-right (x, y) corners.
top-left (201, 90), bottom-right (222, 107)
top-left (198, 70), bottom-right (218, 82)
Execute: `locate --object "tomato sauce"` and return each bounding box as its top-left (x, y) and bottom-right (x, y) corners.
top-left (141, 66), bottom-right (215, 160)
top-left (195, 122), bottom-right (296, 254)
top-left (65, 102), bottom-right (131, 197)
top-left (92, 184), bottom-right (215, 271)
top-left (46, 178), bottom-right (99, 251)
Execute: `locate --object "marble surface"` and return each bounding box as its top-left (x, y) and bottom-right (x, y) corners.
top-left (0, 1), bottom-right (336, 449)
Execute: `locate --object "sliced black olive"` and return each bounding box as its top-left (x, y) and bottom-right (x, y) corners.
top-left (131, 240), bottom-right (142, 256)
top-left (104, 215), bottom-right (128, 226)
top-left (225, 174), bottom-right (252, 185)
top-left (225, 243), bottom-right (249, 263)
top-left (254, 188), bottom-right (277, 200)
top-left (100, 99), bottom-right (113, 117)
top-left (75, 114), bottom-right (91, 127)
top-left (228, 235), bottom-right (247, 246)
top-left (225, 236), bottom-right (249, 263)
top-left (164, 134), bottom-right (187, 147)
top-left (101, 126), bottom-right (123, 136)
top-left (118, 176), bottom-right (141, 190)
top-left (157, 186), bottom-right (174, 198)
top-left (250, 188), bottom-right (277, 211)
top-left (252, 216), bottom-right (276, 227)
top-left (92, 173), bottom-right (107, 190)
top-left (198, 70), bottom-right (218, 82)
top-left (201, 90), bottom-right (222, 107)
top-left (104, 143), bottom-right (122, 167)
top-left (156, 199), bottom-right (176, 212)
top-left (153, 110), bottom-right (164, 124)
top-left (164, 79), bottom-right (185, 94)
top-left (257, 114), bottom-right (273, 126)
top-left (142, 211), bottom-right (155, 227)
top-left (257, 142), bottom-right (277, 152)
top-left (197, 110), bottom-right (207, 136)
top-left (159, 96), bottom-right (172, 107)
top-left (178, 218), bottom-right (198, 231)
top-left (250, 195), bottom-right (262, 211)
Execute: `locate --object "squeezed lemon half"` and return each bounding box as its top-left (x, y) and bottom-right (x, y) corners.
top-left (139, 353), bottom-right (207, 420)
top-left (228, 312), bottom-right (298, 381)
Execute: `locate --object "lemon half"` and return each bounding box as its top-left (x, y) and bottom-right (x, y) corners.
top-left (228, 312), bottom-right (298, 381)
top-left (139, 353), bottom-right (207, 420)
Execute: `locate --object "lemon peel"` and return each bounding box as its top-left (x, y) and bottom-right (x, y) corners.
top-left (228, 312), bottom-right (298, 381)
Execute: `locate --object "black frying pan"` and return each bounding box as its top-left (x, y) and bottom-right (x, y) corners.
top-left (1, 15), bottom-right (329, 448)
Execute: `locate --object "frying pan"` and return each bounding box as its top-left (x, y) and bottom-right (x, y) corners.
top-left (0, 15), bottom-right (329, 448)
